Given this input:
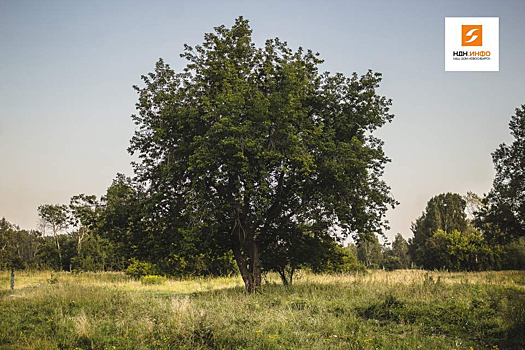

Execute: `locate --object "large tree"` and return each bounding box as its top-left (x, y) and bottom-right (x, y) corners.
top-left (129, 17), bottom-right (396, 292)
top-left (476, 105), bottom-right (525, 243)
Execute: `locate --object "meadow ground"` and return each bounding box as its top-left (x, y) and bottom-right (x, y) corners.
top-left (1, 270), bottom-right (524, 349)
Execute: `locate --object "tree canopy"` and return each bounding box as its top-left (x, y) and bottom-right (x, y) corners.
top-left (129, 17), bottom-right (396, 291)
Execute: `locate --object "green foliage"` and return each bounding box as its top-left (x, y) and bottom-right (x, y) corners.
top-left (423, 229), bottom-right (497, 271)
top-left (161, 251), bottom-right (238, 277)
top-left (96, 174), bottom-right (147, 262)
top-left (499, 238), bottom-right (525, 269)
top-left (140, 275), bottom-right (167, 285)
top-left (70, 234), bottom-right (125, 272)
top-left (391, 233), bottom-right (411, 268)
top-left (382, 255), bottom-right (403, 271)
top-left (408, 190), bottom-right (525, 271)
top-left (125, 259), bottom-right (158, 279)
top-left (37, 204), bottom-right (69, 266)
top-left (36, 238), bottom-right (62, 270)
top-left (37, 204), bottom-right (69, 239)
top-left (0, 218), bottom-right (39, 270)
top-left (324, 244), bottom-right (366, 273)
top-left (476, 105), bottom-right (525, 243)
top-left (69, 194), bottom-right (99, 230)
top-left (409, 193), bottom-right (468, 267)
top-left (95, 175), bottom-right (237, 278)
top-left (357, 233), bottom-right (383, 268)
top-left (129, 16), bottom-right (396, 291)
top-left (261, 223), bottom-right (343, 285)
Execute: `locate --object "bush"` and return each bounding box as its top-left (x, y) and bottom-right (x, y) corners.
top-left (125, 259), bottom-right (157, 279)
top-left (321, 245), bottom-right (367, 273)
top-left (140, 275), bottom-right (166, 285)
top-left (383, 255), bottom-right (403, 271)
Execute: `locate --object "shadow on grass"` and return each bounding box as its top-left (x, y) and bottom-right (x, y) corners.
top-left (355, 288), bottom-right (525, 349)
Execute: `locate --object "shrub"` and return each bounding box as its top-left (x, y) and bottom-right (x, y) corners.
top-left (125, 259), bottom-right (157, 279)
top-left (140, 275), bottom-right (166, 285)
top-left (323, 245), bottom-right (367, 273)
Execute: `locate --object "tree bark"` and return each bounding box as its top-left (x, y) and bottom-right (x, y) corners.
top-left (232, 227), bottom-right (262, 293)
top-left (279, 270), bottom-right (289, 286)
top-left (52, 222), bottom-right (62, 267)
top-left (232, 241), bottom-right (252, 291)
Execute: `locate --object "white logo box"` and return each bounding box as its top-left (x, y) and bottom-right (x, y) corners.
top-left (445, 17), bottom-right (499, 72)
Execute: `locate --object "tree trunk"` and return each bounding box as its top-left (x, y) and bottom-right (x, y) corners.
top-left (77, 227), bottom-right (87, 254)
top-left (279, 270), bottom-right (289, 286)
top-left (232, 241), bottom-right (252, 291)
top-left (232, 229), bottom-right (262, 293)
top-left (252, 240), bottom-right (262, 291)
top-left (52, 222), bottom-right (62, 268)
top-left (279, 266), bottom-right (295, 287)
top-left (10, 268), bottom-right (15, 294)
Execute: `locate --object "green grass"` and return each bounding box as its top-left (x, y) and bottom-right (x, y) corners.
top-left (1, 270), bottom-right (524, 349)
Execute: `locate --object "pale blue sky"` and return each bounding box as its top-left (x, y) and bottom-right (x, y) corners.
top-left (1, 0), bottom-right (524, 241)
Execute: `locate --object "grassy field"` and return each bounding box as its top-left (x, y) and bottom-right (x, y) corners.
top-left (1, 270), bottom-right (524, 349)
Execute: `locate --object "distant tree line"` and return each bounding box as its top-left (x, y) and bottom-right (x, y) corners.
top-left (408, 192), bottom-right (525, 271)
top-left (406, 105), bottom-right (525, 271)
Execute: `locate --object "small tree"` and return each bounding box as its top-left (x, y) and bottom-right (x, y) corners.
top-left (37, 204), bottom-right (69, 267)
top-left (69, 194), bottom-right (99, 254)
top-left (324, 244), bottom-right (366, 273)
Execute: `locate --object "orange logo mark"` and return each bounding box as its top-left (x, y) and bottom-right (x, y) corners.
top-left (462, 25), bottom-right (482, 46)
